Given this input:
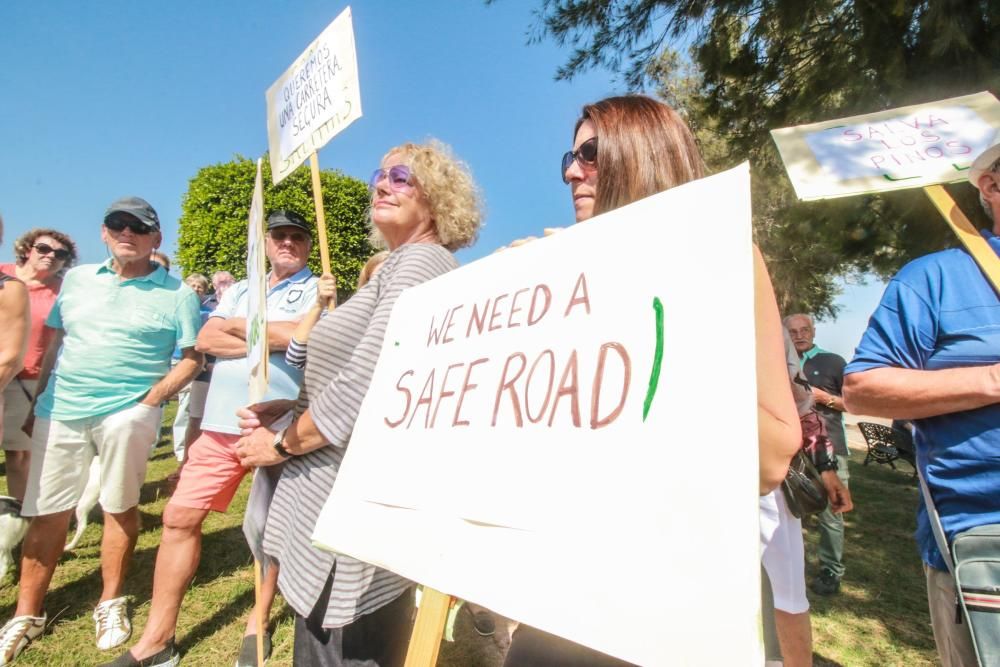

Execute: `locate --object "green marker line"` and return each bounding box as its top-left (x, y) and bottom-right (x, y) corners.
top-left (643, 297), bottom-right (665, 422)
top-left (882, 173), bottom-right (921, 182)
top-left (952, 163), bottom-right (970, 172)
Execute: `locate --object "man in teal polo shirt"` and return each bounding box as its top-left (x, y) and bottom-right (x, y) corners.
top-left (0, 197), bottom-right (203, 666)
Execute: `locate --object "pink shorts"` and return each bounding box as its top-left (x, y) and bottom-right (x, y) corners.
top-left (170, 431), bottom-right (249, 512)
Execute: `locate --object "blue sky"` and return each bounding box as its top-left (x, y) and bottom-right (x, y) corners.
top-left (1, 0), bottom-right (881, 360)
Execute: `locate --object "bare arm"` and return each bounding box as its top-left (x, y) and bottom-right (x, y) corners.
top-left (843, 365), bottom-right (1000, 419)
top-left (234, 406), bottom-right (329, 467)
top-left (292, 273), bottom-right (337, 344)
top-left (22, 327), bottom-right (65, 436)
top-left (141, 347), bottom-right (205, 406)
top-left (754, 247), bottom-right (802, 494)
top-left (197, 316), bottom-right (297, 357)
top-left (0, 281), bottom-right (29, 389)
top-left (811, 387), bottom-right (845, 412)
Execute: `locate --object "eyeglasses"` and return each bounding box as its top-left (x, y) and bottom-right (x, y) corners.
top-left (32, 243), bottom-right (70, 261)
top-left (268, 229), bottom-right (309, 243)
top-left (368, 165), bottom-right (415, 194)
top-left (105, 217), bottom-right (155, 235)
top-left (561, 137), bottom-right (598, 184)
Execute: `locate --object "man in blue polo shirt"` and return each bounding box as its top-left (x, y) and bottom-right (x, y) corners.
top-left (843, 142), bottom-right (1000, 667)
top-left (117, 210), bottom-right (318, 667)
top-left (0, 197), bottom-right (203, 666)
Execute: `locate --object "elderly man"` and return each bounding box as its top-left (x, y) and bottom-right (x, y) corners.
top-left (0, 197), bottom-right (203, 665)
top-left (784, 313), bottom-right (852, 596)
top-left (113, 210), bottom-right (318, 667)
top-left (843, 142), bottom-right (1000, 667)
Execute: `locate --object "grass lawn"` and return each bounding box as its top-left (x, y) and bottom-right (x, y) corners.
top-left (0, 408), bottom-right (938, 666)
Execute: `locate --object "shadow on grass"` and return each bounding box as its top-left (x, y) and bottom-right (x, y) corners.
top-left (804, 455), bottom-right (936, 664)
top-left (1, 521), bottom-right (255, 637)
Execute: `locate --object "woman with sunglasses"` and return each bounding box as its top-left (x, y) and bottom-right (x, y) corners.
top-left (500, 95), bottom-right (800, 666)
top-left (1, 228), bottom-right (77, 504)
top-left (231, 140), bottom-right (483, 666)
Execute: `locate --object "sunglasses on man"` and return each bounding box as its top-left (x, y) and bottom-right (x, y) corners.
top-left (105, 217), bottom-right (155, 235)
top-left (268, 229), bottom-right (310, 243)
top-left (32, 243), bottom-right (71, 261)
top-left (561, 137), bottom-right (598, 184)
top-left (368, 165), bottom-right (415, 194)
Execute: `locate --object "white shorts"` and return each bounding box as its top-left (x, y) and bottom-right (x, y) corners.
top-left (23, 401), bottom-right (163, 516)
top-left (760, 490), bottom-right (809, 614)
top-left (188, 380), bottom-right (209, 419)
top-left (2, 379), bottom-right (36, 451)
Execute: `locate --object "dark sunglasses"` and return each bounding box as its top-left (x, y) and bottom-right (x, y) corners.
top-left (368, 165), bottom-right (414, 193)
top-left (268, 229), bottom-right (309, 243)
top-left (561, 137), bottom-right (598, 184)
top-left (32, 243), bottom-right (70, 260)
top-left (105, 217), bottom-right (155, 235)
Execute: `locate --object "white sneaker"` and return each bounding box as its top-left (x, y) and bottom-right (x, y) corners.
top-left (94, 596), bottom-right (131, 650)
top-left (0, 614), bottom-right (46, 665)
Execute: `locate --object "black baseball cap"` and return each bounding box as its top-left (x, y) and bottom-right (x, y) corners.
top-left (267, 209), bottom-right (310, 233)
top-left (104, 196), bottom-right (160, 230)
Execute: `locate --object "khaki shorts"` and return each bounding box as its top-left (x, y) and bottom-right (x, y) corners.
top-left (23, 402), bottom-right (163, 516)
top-left (2, 379), bottom-right (36, 451)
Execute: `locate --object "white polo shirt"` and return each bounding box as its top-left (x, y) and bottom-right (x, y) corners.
top-left (201, 267), bottom-right (318, 435)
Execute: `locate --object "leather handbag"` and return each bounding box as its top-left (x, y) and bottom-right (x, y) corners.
top-left (781, 409), bottom-right (831, 518)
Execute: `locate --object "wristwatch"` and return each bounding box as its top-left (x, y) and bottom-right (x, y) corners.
top-left (272, 428), bottom-right (294, 458)
top-left (825, 397), bottom-right (837, 409)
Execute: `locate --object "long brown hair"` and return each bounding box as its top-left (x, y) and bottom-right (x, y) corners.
top-left (576, 95), bottom-right (705, 216)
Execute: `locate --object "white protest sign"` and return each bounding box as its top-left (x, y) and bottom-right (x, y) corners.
top-left (312, 165), bottom-right (763, 666)
top-left (266, 7), bottom-right (362, 185)
top-left (771, 91), bottom-right (1000, 200)
top-left (246, 158), bottom-right (269, 403)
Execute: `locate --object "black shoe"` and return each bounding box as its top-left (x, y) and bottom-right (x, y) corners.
top-left (99, 640), bottom-right (180, 667)
top-left (235, 632), bottom-right (271, 667)
top-left (470, 610), bottom-right (496, 637)
top-left (810, 569), bottom-right (841, 596)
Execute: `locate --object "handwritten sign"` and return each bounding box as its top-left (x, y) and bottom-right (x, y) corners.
top-left (771, 92), bottom-right (1000, 200)
top-left (312, 165), bottom-right (763, 666)
top-left (266, 7), bottom-right (362, 185)
top-left (246, 159), bottom-right (269, 403)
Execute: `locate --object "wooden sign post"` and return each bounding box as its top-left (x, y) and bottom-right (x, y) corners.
top-left (923, 184), bottom-right (1000, 293)
top-left (404, 589), bottom-right (453, 667)
top-left (309, 152), bottom-right (334, 279)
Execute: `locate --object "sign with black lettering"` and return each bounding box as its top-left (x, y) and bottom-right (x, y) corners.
top-left (265, 6), bottom-right (362, 185)
top-left (313, 165), bottom-right (762, 666)
top-left (771, 91), bottom-right (1000, 200)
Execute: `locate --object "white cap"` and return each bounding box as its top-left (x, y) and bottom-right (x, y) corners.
top-left (969, 142), bottom-right (1000, 190)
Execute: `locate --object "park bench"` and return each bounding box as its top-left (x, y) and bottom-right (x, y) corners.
top-left (857, 421), bottom-right (917, 478)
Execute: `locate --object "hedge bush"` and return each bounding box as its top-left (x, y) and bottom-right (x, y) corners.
top-left (176, 156), bottom-right (374, 300)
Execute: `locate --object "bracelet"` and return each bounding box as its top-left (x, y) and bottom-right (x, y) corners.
top-left (825, 397), bottom-right (837, 409)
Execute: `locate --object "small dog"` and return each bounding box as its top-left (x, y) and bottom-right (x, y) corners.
top-left (0, 497), bottom-right (28, 582)
top-left (64, 457), bottom-right (101, 551)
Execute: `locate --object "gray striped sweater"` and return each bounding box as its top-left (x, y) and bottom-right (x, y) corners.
top-left (262, 242), bottom-right (458, 628)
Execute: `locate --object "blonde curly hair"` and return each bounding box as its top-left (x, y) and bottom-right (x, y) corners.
top-left (370, 140), bottom-right (483, 252)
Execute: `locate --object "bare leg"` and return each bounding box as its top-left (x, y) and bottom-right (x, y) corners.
top-left (15, 510), bottom-right (73, 616)
top-left (99, 508), bottom-right (140, 603)
top-left (243, 562), bottom-right (279, 636)
top-left (4, 450), bottom-right (31, 505)
top-left (127, 504), bottom-right (208, 659)
top-left (774, 610), bottom-right (813, 667)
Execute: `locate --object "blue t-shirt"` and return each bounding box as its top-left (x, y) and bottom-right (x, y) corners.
top-left (37, 261), bottom-right (201, 420)
top-left (201, 267), bottom-right (318, 434)
top-left (845, 231), bottom-right (1000, 571)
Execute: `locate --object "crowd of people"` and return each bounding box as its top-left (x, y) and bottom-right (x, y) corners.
top-left (0, 94), bottom-right (997, 667)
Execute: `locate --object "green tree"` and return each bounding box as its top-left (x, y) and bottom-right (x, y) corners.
top-left (176, 157), bottom-right (375, 301)
top-left (511, 0), bottom-right (999, 316)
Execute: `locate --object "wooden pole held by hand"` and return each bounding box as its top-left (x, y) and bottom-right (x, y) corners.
top-left (309, 152), bottom-right (333, 276)
top-left (254, 559), bottom-right (265, 667)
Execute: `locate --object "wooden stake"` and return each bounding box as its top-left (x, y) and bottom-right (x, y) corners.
top-left (254, 559), bottom-right (265, 667)
top-left (309, 152), bottom-right (333, 276)
top-left (403, 588), bottom-right (452, 667)
top-left (924, 184), bottom-right (1000, 295)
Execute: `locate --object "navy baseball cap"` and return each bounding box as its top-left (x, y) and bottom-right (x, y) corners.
top-left (266, 209), bottom-right (310, 233)
top-left (104, 196), bottom-right (160, 230)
